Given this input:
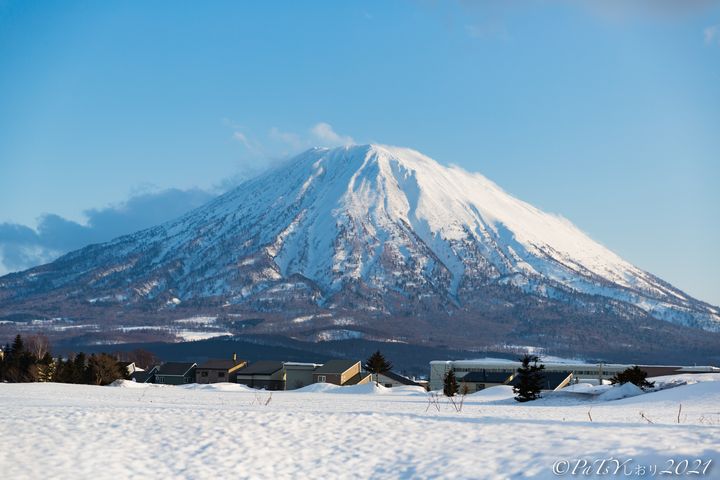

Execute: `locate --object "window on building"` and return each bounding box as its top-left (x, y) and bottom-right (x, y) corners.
top-left (201, 371), bottom-right (208, 377)
top-left (318, 375), bottom-right (326, 382)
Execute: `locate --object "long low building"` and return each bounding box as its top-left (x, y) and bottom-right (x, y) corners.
top-left (429, 358), bottom-right (720, 392)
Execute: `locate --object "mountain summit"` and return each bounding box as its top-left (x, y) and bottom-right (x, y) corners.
top-left (1, 144), bottom-right (718, 359)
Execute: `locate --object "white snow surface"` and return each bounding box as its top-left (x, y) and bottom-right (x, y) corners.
top-left (1, 374), bottom-right (719, 479)
top-left (594, 382), bottom-right (645, 401)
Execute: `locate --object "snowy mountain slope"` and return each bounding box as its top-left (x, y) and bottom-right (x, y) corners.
top-left (0, 144), bottom-right (718, 342)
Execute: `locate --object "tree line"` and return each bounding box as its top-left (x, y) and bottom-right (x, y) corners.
top-left (0, 334), bottom-right (132, 386)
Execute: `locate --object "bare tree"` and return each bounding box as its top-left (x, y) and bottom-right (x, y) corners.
top-left (87, 353), bottom-right (125, 385)
top-left (113, 348), bottom-right (160, 369)
top-left (25, 334), bottom-right (50, 359)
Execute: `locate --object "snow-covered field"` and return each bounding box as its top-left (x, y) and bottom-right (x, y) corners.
top-left (1, 374), bottom-right (719, 479)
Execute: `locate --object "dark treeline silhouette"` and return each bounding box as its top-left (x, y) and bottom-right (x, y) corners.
top-left (0, 334), bottom-right (131, 386)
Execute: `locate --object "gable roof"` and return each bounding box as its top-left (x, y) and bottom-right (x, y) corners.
top-left (197, 359), bottom-right (246, 371)
top-left (380, 370), bottom-right (423, 386)
top-left (344, 372), bottom-right (372, 385)
top-left (131, 371), bottom-right (155, 383)
top-left (235, 360), bottom-right (284, 375)
top-left (156, 362), bottom-right (196, 376)
top-left (315, 359), bottom-right (359, 375)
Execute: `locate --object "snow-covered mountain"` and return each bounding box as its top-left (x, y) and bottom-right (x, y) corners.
top-left (1, 145), bottom-right (719, 354)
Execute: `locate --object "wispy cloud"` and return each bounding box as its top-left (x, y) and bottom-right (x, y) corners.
top-left (310, 122), bottom-right (355, 147)
top-left (232, 131), bottom-right (253, 148)
top-left (580, 0), bottom-right (720, 19)
top-left (704, 24), bottom-right (720, 45)
top-left (231, 129), bottom-right (264, 154)
top-left (417, 0), bottom-right (720, 36)
top-left (268, 126), bottom-right (306, 150)
top-left (222, 118), bottom-right (264, 154)
top-left (227, 121), bottom-right (357, 155)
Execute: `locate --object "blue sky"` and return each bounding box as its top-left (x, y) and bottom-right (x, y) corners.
top-left (0, 1), bottom-right (719, 305)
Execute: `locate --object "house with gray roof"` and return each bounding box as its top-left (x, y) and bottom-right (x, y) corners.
top-left (196, 354), bottom-right (247, 384)
top-left (313, 359), bottom-right (371, 386)
top-left (131, 365), bottom-right (158, 384)
top-left (376, 371), bottom-right (425, 389)
top-left (234, 361), bottom-right (285, 390)
top-left (155, 362), bottom-right (196, 385)
top-left (284, 362), bottom-right (322, 390)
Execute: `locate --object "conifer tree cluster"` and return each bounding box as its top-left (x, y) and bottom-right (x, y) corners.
top-left (0, 334), bottom-right (129, 385)
top-left (363, 350), bottom-right (393, 386)
top-left (513, 354), bottom-right (545, 402)
top-left (0, 335), bottom-right (54, 382)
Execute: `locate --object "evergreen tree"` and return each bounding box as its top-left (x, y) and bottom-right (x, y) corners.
top-left (37, 352), bottom-right (56, 382)
top-left (53, 357), bottom-right (73, 384)
top-left (363, 350), bottom-right (393, 386)
top-left (513, 354), bottom-right (545, 402)
top-left (443, 368), bottom-right (459, 397)
top-left (3, 335), bottom-right (31, 382)
top-left (610, 366), bottom-right (655, 391)
top-left (10, 334), bottom-right (24, 357)
top-left (72, 353), bottom-right (89, 384)
top-left (18, 349), bottom-right (38, 382)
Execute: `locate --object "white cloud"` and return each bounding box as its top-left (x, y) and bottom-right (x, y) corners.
top-left (231, 130), bottom-right (264, 154)
top-left (269, 127), bottom-right (306, 150)
top-left (310, 122), bottom-right (355, 147)
top-left (704, 24), bottom-right (720, 45)
top-left (222, 118), bottom-right (263, 153)
top-left (223, 120), bottom-right (357, 168)
top-left (232, 131), bottom-right (250, 145)
top-left (0, 188), bottom-right (216, 275)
